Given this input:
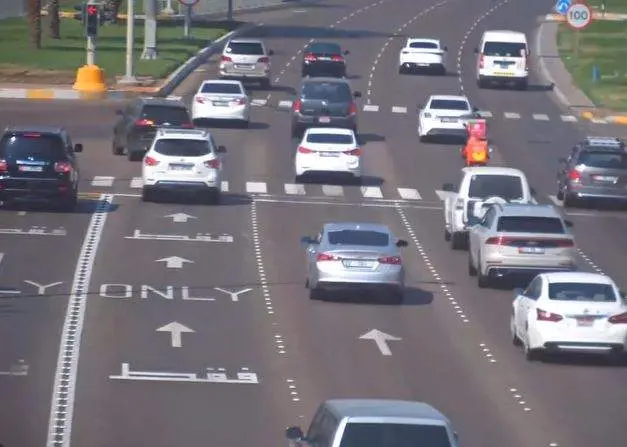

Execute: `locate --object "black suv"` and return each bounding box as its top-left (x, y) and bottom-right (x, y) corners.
top-left (0, 126), bottom-right (83, 211)
top-left (112, 98), bottom-right (194, 161)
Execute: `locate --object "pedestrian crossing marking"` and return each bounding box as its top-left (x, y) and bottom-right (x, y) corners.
top-left (478, 110), bottom-right (493, 118)
top-left (533, 114), bottom-right (549, 121)
top-left (92, 176), bottom-right (115, 187)
top-left (361, 186), bottom-right (383, 198)
top-left (278, 100), bottom-right (293, 109)
top-left (363, 104), bottom-right (380, 112)
top-left (397, 188), bottom-right (421, 200)
top-left (434, 190), bottom-right (450, 201)
top-left (130, 177), bottom-right (143, 189)
top-left (322, 185), bottom-right (344, 196)
top-left (246, 182), bottom-right (268, 194)
top-left (251, 99), bottom-right (268, 107)
top-left (392, 106), bottom-right (407, 114)
top-left (504, 112), bottom-right (520, 119)
top-left (221, 181), bottom-right (229, 192)
top-left (561, 115), bottom-right (577, 122)
top-left (284, 183), bottom-right (306, 195)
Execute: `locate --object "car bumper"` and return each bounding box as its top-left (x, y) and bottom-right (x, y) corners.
top-left (529, 323), bottom-right (627, 353)
top-left (143, 181), bottom-right (221, 193)
top-left (302, 62), bottom-right (345, 76)
top-left (315, 267), bottom-right (405, 288)
top-left (192, 104), bottom-right (249, 121)
top-left (566, 184), bottom-right (627, 201)
top-left (219, 65), bottom-right (269, 80)
top-left (0, 178), bottom-right (74, 201)
top-left (421, 120), bottom-right (467, 137)
top-left (400, 61), bottom-right (444, 70)
top-left (479, 73), bottom-right (528, 82)
top-left (293, 115), bottom-right (357, 130)
top-left (295, 154), bottom-right (361, 177)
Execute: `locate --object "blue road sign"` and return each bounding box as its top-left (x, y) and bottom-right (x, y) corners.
top-left (555, 0), bottom-right (571, 15)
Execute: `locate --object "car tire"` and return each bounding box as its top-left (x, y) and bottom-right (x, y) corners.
top-left (556, 187), bottom-right (564, 201)
top-left (206, 190), bottom-right (221, 205)
top-left (398, 66), bottom-right (406, 75)
top-left (260, 78), bottom-right (271, 89)
top-left (450, 232), bottom-right (465, 250)
top-left (524, 333), bottom-right (540, 361)
top-left (517, 80), bottom-right (528, 91)
top-left (239, 120), bottom-right (250, 129)
top-left (390, 288), bottom-right (404, 304)
top-left (510, 315), bottom-right (522, 346)
top-left (563, 193), bottom-right (578, 208)
top-left (128, 150), bottom-right (143, 162)
top-left (112, 139), bottom-right (124, 156)
top-left (291, 126), bottom-right (303, 139)
top-left (444, 227), bottom-right (451, 241)
top-left (477, 256), bottom-right (490, 288)
top-left (438, 66), bottom-right (446, 76)
top-left (477, 78), bottom-right (486, 89)
top-left (309, 287), bottom-right (324, 300)
top-left (468, 253), bottom-right (477, 276)
top-left (58, 193), bottom-right (78, 212)
top-left (141, 187), bottom-right (154, 202)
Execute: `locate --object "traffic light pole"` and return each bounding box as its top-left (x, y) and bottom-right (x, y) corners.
top-left (87, 36), bottom-right (96, 65)
top-left (119, 0), bottom-right (138, 84)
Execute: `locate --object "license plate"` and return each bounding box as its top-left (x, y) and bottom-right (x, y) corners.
top-left (319, 57), bottom-right (332, 61)
top-left (576, 317), bottom-right (594, 327)
top-left (493, 71), bottom-right (514, 76)
top-left (213, 101), bottom-right (229, 107)
top-left (518, 247), bottom-right (545, 254)
top-left (441, 118), bottom-right (457, 123)
top-left (417, 63), bottom-right (429, 66)
top-left (345, 260), bottom-right (374, 268)
top-left (19, 165), bottom-right (43, 172)
top-left (169, 164), bottom-right (193, 171)
top-left (593, 175), bottom-right (618, 183)
top-left (318, 116), bottom-right (331, 123)
top-left (235, 64), bottom-right (254, 70)
top-left (319, 152), bottom-right (338, 157)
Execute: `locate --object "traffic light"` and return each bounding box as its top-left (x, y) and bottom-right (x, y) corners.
top-left (85, 4), bottom-right (100, 37)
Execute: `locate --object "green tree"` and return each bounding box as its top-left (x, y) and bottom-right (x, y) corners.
top-left (106, 0), bottom-right (124, 23)
top-left (28, 0), bottom-right (42, 49)
top-left (49, 0), bottom-right (60, 39)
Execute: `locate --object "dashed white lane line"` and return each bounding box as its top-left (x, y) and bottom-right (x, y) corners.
top-left (504, 112), bottom-right (521, 119)
top-left (363, 104), bottom-right (380, 112)
top-left (561, 115), bottom-right (577, 122)
top-left (392, 106), bottom-right (408, 114)
top-left (509, 387), bottom-right (532, 412)
top-left (477, 110), bottom-right (492, 118)
top-left (533, 113), bottom-right (550, 121)
top-left (246, 181), bottom-right (268, 194)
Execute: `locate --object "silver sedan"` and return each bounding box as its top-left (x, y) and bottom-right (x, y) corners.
top-left (301, 222), bottom-right (408, 302)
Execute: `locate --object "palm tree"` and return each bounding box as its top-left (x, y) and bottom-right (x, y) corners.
top-left (49, 0), bottom-right (60, 39)
top-left (28, 0), bottom-right (42, 49)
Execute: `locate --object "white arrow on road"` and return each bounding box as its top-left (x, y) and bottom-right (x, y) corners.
top-left (155, 256), bottom-right (194, 269)
top-left (156, 321), bottom-right (195, 348)
top-left (165, 213), bottom-right (197, 223)
top-left (359, 329), bottom-right (402, 356)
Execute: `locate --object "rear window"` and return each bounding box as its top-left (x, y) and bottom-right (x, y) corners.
top-left (496, 216), bottom-right (565, 234)
top-left (328, 230), bottom-right (389, 246)
top-left (307, 42), bottom-right (341, 54)
top-left (140, 105), bottom-right (190, 125)
top-left (306, 133), bottom-right (354, 144)
top-left (200, 83), bottom-right (242, 94)
top-left (302, 82), bottom-right (352, 102)
top-left (468, 175), bottom-right (524, 201)
top-left (430, 99), bottom-right (469, 111)
top-left (548, 282), bottom-right (618, 302)
top-left (409, 41), bottom-right (438, 49)
top-left (577, 151), bottom-right (627, 169)
top-left (154, 139), bottom-right (211, 157)
top-left (0, 133), bottom-right (66, 161)
top-left (226, 42), bottom-right (264, 55)
top-left (339, 422), bottom-right (451, 447)
top-left (482, 41), bottom-right (526, 57)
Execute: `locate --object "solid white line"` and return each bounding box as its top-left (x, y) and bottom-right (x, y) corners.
top-left (91, 176), bottom-right (115, 187)
top-left (322, 185), bottom-right (344, 196)
top-left (129, 177), bottom-right (143, 189)
top-left (361, 186), bottom-right (384, 198)
top-left (533, 113), bottom-right (550, 121)
top-left (363, 104), bottom-right (380, 112)
top-left (284, 183), bottom-right (306, 195)
top-left (391, 106), bottom-right (407, 114)
top-left (246, 182), bottom-right (268, 194)
top-left (46, 194), bottom-right (113, 447)
top-left (397, 188), bottom-right (421, 200)
top-left (434, 189), bottom-right (450, 201)
top-left (504, 112), bottom-right (520, 119)
top-left (0, 253), bottom-right (4, 269)
top-left (221, 181), bottom-right (229, 192)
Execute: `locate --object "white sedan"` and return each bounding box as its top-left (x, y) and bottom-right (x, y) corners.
top-left (418, 94), bottom-right (477, 142)
top-left (399, 38), bottom-right (447, 75)
top-left (191, 79), bottom-right (250, 127)
top-left (294, 127), bottom-right (361, 180)
top-left (511, 272), bottom-right (627, 361)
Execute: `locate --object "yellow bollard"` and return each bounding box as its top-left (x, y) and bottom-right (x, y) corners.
top-left (72, 64), bottom-right (107, 93)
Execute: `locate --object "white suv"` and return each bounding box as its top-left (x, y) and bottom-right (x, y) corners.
top-left (475, 30), bottom-right (529, 90)
top-left (141, 128), bottom-right (226, 204)
top-left (220, 39), bottom-right (273, 89)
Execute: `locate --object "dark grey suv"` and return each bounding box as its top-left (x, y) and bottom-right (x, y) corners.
top-left (290, 77), bottom-right (361, 138)
top-left (557, 136), bottom-right (627, 208)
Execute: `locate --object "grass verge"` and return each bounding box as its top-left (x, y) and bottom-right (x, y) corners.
top-left (587, 0), bottom-right (627, 14)
top-left (0, 16), bottom-right (229, 85)
top-left (558, 20), bottom-right (627, 111)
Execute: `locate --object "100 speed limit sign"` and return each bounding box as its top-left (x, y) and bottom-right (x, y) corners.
top-left (566, 3), bottom-right (592, 29)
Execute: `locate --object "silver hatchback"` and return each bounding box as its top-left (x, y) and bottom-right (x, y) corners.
top-left (301, 222), bottom-right (408, 302)
top-left (219, 39), bottom-right (273, 88)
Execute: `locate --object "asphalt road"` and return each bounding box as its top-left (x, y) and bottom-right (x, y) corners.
top-left (1, 0), bottom-right (627, 446)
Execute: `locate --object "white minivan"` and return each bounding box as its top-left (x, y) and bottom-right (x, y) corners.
top-left (475, 30), bottom-right (529, 90)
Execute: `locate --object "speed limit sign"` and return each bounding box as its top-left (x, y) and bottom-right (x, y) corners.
top-left (566, 3), bottom-right (592, 29)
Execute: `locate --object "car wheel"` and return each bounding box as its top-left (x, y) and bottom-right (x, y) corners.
top-left (439, 66), bottom-right (446, 76)
top-left (556, 186), bottom-right (564, 201)
top-left (517, 80), bottom-right (528, 90)
top-left (112, 139), bottom-right (124, 155)
top-left (291, 126), bottom-right (302, 139)
top-left (398, 66), bottom-right (405, 75)
top-left (309, 287), bottom-right (324, 300)
top-left (450, 232), bottom-right (465, 250)
top-left (468, 253), bottom-right (477, 276)
top-left (444, 227), bottom-right (451, 241)
top-left (563, 193), bottom-right (578, 208)
top-left (523, 333), bottom-right (540, 361)
top-left (477, 256), bottom-right (490, 288)
top-left (477, 78), bottom-right (486, 89)
top-left (510, 315), bottom-right (522, 346)
top-left (141, 187), bottom-right (153, 202)
top-left (58, 193), bottom-right (78, 212)
top-left (128, 150), bottom-right (142, 162)
top-left (239, 120), bottom-right (250, 129)
top-left (206, 190), bottom-right (221, 205)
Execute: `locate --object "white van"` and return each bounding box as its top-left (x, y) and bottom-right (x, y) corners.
top-left (475, 30), bottom-right (529, 90)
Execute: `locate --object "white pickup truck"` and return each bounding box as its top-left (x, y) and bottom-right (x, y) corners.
top-left (441, 167), bottom-right (535, 250)
top-left (398, 38), bottom-right (447, 75)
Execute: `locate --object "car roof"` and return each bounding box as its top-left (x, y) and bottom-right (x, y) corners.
top-left (462, 166), bottom-right (526, 177)
top-left (498, 204), bottom-right (560, 218)
top-left (302, 76), bottom-right (351, 85)
top-left (482, 30), bottom-right (527, 41)
top-left (323, 222), bottom-right (392, 233)
top-left (138, 97), bottom-right (187, 108)
top-left (428, 94), bottom-right (468, 102)
top-left (3, 125), bottom-right (65, 135)
top-left (540, 272), bottom-right (615, 285)
top-left (305, 127), bottom-right (355, 136)
top-left (307, 41), bottom-right (341, 47)
top-left (324, 399), bottom-right (450, 423)
top-left (155, 128), bottom-right (211, 140)
top-left (580, 136), bottom-right (625, 149)
top-left (201, 79), bottom-right (243, 85)
top-left (228, 38), bottom-right (264, 44)
top-left (407, 38), bottom-right (440, 44)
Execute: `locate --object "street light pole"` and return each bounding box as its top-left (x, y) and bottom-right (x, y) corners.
top-left (119, 0), bottom-right (138, 84)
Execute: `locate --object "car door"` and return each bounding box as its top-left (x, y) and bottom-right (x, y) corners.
top-left (471, 206), bottom-right (495, 262)
top-left (557, 145), bottom-right (578, 186)
top-left (519, 276), bottom-right (542, 332)
top-left (306, 230), bottom-right (323, 280)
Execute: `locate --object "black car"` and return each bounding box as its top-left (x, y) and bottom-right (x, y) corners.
top-left (0, 126), bottom-right (83, 211)
top-left (112, 97), bottom-right (194, 161)
top-left (291, 77), bottom-right (361, 138)
top-left (302, 42), bottom-right (349, 77)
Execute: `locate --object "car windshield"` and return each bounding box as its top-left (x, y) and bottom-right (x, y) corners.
top-left (302, 82), bottom-right (352, 102)
top-left (308, 43), bottom-right (341, 54)
top-left (577, 151), bottom-right (627, 169)
top-left (496, 216), bottom-right (565, 233)
top-left (548, 282), bottom-right (618, 302)
top-left (141, 105), bottom-right (190, 125)
top-left (201, 83), bottom-right (242, 94)
top-left (409, 41), bottom-right (438, 49)
top-left (339, 422), bottom-right (451, 447)
top-left (154, 139), bottom-right (211, 157)
top-left (328, 230), bottom-right (390, 246)
top-left (468, 175), bottom-right (524, 200)
top-left (306, 133), bottom-right (354, 144)
top-left (482, 41), bottom-right (526, 57)
top-left (430, 100), bottom-right (469, 111)
top-left (226, 42), bottom-right (264, 55)
top-left (0, 133), bottom-right (66, 161)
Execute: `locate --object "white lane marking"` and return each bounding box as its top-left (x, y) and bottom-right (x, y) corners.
top-left (130, 177), bottom-right (143, 189)
top-left (284, 183), bottom-right (306, 195)
top-left (591, 118), bottom-right (608, 124)
top-left (561, 115), bottom-right (577, 122)
top-left (251, 99), bottom-right (267, 107)
top-left (397, 188), bottom-right (422, 200)
top-left (504, 112), bottom-right (520, 119)
top-left (322, 185), bottom-right (344, 196)
top-left (392, 106), bottom-right (407, 114)
top-left (434, 189), bottom-right (450, 201)
top-left (221, 181), bottom-right (229, 192)
top-left (547, 195), bottom-right (563, 206)
top-left (363, 104), bottom-right (380, 112)
top-left (246, 182), bottom-right (268, 194)
top-left (533, 113), bottom-right (550, 121)
top-left (278, 100), bottom-right (293, 109)
top-left (46, 195), bottom-right (113, 447)
top-left (91, 176), bottom-right (115, 187)
top-left (477, 110), bottom-right (493, 118)
top-left (361, 186), bottom-right (383, 198)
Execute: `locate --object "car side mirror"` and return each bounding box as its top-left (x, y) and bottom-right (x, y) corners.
top-left (286, 426), bottom-right (304, 441)
top-left (443, 46), bottom-right (448, 51)
top-left (300, 236), bottom-right (316, 246)
top-left (353, 91), bottom-right (362, 98)
top-left (115, 109), bottom-right (123, 115)
top-left (217, 145), bottom-right (227, 153)
top-left (564, 220), bottom-right (573, 228)
top-left (513, 288), bottom-right (524, 297)
top-left (396, 239), bottom-right (409, 247)
top-left (474, 47), bottom-right (479, 54)
top-left (268, 49), bottom-right (274, 55)
top-left (442, 182), bottom-right (455, 192)
top-left (73, 143), bottom-right (83, 153)
top-left (344, 50), bottom-right (350, 55)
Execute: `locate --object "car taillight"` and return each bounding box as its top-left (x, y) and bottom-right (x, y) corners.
top-left (54, 161), bottom-right (73, 173)
top-left (232, 97), bottom-right (247, 105)
top-left (0, 160), bottom-right (7, 172)
top-left (293, 99), bottom-right (302, 112)
top-left (258, 56), bottom-right (269, 63)
top-left (349, 102), bottom-right (357, 115)
top-left (344, 148), bottom-right (361, 156)
top-left (332, 55), bottom-right (344, 62)
top-left (135, 119), bottom-right (154, 126)
top-left (485, 236), bottom-right (513, 245)
top-left (608, 312), bottom-right (627, 324)
top-left (297, 146), bottom-right (313, 153)
top-left (316, 252), bottom-right (341, 261)
top-left (181, 123), bottom-right (194, 128)
top-left (221, 55), bottom-right (232, 62)
top-left (552, 239), bottom-right (575, 247)
top-left (568, 169), bottom-right (581, 182)
top-left (304, 53), bottom-right (316, 62)
top-left (195, 96), bottom-right (206, 103)
top-left (537, 308), bottom-right (563, 322)
top-left (378, 256), bottom-right (401, 264)
top-left (479, 54), bottom-right (484, 69)
top-left (144, 156), bottom-right (159, 166)
top-left (204, 159), bottom-right (220, 169)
